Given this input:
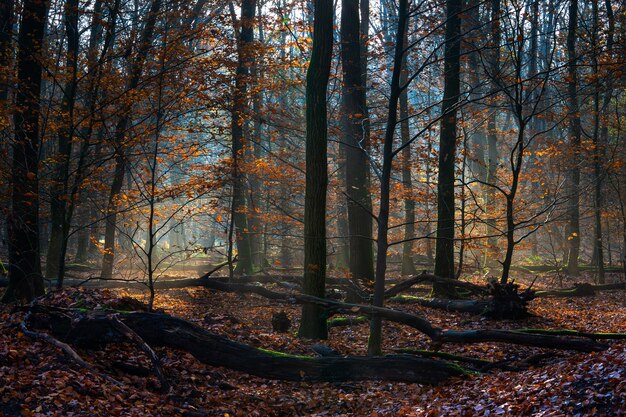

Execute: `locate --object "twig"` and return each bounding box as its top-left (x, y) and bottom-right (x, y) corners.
top-left (109, 314), bottom-right (170, 391)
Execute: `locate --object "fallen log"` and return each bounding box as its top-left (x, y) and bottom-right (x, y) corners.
top-left (166, 279), bottom-right (607, 352)
top-left (390, 280), bottom-right (534, 320)
top-left (384, 273), bottom-right (488, 298)
top-left (535, 282), bottom-right (626, 297)
top-left (390, 295), bottom-right (491, 315)
top-left (393, 348), bottom-right (515, 371)
top-left (513, 328), bottom-right (626, 340)
top-left (33, 308), bottom-right (469, 384)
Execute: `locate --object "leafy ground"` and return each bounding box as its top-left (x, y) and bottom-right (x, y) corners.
top-left (1, 271), bottom-right (625, 416)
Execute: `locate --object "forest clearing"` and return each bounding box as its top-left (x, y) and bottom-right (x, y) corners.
top-left (1, 0), bottom-right (626, 415)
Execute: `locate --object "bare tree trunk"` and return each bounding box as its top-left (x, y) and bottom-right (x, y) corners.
top-left (590, 0), bottom-right (605, 283)
top-left (399, 26), bottom-right (416, 276)
top-left (230, 0), bottom-right (256, 275)
top-left (433, 0), bottom-right (462, 293)
top-left (341, 0), bottom-right (374, 287)
top-left (3, 0), bottom-right (49, 302)
top-left (565, 0), bottom-right (581, 276)
top-left (368, 0), bottom-right (407, 356)
top-left (298, 0), bottom-right (333, 340)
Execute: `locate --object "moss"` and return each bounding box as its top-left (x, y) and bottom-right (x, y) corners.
top-left (327, 316), bottom-right (367, 328)
top-left (256, 347), bottom-right (314, 360)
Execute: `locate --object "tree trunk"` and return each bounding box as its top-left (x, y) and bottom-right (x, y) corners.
top-left (38, 310), bottom-right (468, 384)
top-left (565, 0), bottom-right (581, 276)
top-left (484, 0), bottom-right (501, 268)
top-left (298, 0), bottom-right (333, 340)
top-left (399, 25), bottom-right (416, 276)
top-left (368, 0), bottom-right (407, 356)
top-left (341, 0), bottom-right (375, 286)
top-left (46, 0), bottom-right (80, 281)
top-left (433, 0), bottom-right (462, 292)
top-left (231, 0), bottom-right (256, 275)
top-left (3, 0), bottom-right (49, 303)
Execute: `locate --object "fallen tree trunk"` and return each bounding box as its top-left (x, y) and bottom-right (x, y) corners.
top-left (384, 273), bottom-right (488, 298)
top-left (148, 278), bottom-right (607, 352)
top-left (535, 282), bottom-right (626, 297)
top-left (33, 308), bottom-right (469, 384)
top-left (391, 295), bottom-right (491, 315)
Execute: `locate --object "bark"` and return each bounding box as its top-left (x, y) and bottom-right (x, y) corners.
top-left (433, 0), bottom-right (462, 289)
top-left (231, 0), bottom-right (257, 275)
top-left (3, 0), bottom-right (49, 302)
top-left (341, 0), bottom-right (374, 286)
top-left (36, 309), bottom-right (468, 384)
top-left (299, 0), bottom-right (333, 339)
top-left (392, 296), bottom-right (491, 315)
top-left (565, 0), bottom-right (581, 276)
top-left (368, 0), bottom-right (408, 356)
top-left (0, 0), bottom-right (13, 104)
top-left (399, 26), bottom-right (416, 276)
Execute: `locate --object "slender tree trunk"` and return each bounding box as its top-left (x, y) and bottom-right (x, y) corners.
top-left (433, 0), bottom-right (462, 293)
top-left (484, 0), bottom-right (501, 268)
top-left (590, 0), bottom-right (605, 283)
top-left (565, 0), bottom-right (581, 276)
top-left (368, 0), bottom-right (407, 356)
top-left (3, 0), bottom-right (49, 302)
top-left (399, 27), bottom-right (416, 276)
top-left (231, 0), bottom-right (256, 275)
top-left (46, 0), bottom-right (80, 281)
top-left (298, 0), bottom-right (333, 340)
top-left (335, 145), bottom-right (350, 269)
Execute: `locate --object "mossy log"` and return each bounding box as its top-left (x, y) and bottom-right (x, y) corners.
top-left (33, 308), bottom-right (469, 384)
top-left (154, 279), bottom-right (606, 352)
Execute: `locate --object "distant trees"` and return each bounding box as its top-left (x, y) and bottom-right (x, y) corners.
top-left (100, 0), bottom-right (163, 280)
top-left (0, 0), bottom-right (625, 313)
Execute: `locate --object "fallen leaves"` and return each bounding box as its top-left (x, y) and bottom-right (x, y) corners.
top-left (1, 271), bottom-right (625, 416)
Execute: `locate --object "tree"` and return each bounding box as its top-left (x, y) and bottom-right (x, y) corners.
top-left (298, 0), bottom-right (333, 340)
top-left (341, 0), bottom-right (375, 289)
top-left (230, 0), bottom-right (257, 275)
top-left (564, 0), bottom-right (581, 276)
top-left (399, 21), bottom-right (417, 276)
top-left (367, 0), bottom-right (408, 356)
top-left (46, 0), bottom-right (80, 281)
top-left (433, 0), bottom-right (462, 293)
top-left (3, 0), bottom-right (49, 302)
top-left (100, 0), bottom-right (162, 280)
top-left (484, 0), bottom-right (501, 268)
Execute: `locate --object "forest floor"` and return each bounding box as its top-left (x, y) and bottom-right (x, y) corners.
top-left (1, 270), bottom-right (626, 416)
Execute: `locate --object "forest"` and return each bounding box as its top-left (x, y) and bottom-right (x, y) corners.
top-left (1, 0), bottom-right (626, 415)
